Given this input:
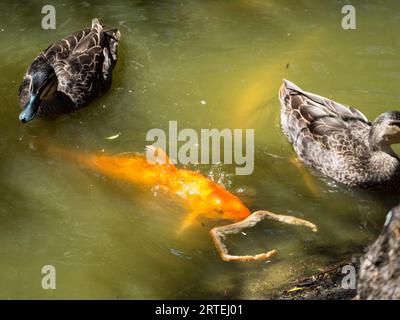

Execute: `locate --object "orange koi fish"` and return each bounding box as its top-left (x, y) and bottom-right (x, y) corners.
top-left (37, 144), bottom-right (317, 262)
top-left (229, 28), bottom-right (324, 129)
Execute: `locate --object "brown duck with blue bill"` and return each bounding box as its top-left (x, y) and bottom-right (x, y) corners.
top-left (279, 80), bottom-right (400, 191)
top-left (18, 18), bottom-right (121, 123)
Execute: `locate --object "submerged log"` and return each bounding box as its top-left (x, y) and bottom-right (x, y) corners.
top-left (358, 205), bottom-right (400, 299)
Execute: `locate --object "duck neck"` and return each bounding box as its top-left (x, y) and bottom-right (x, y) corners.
top-left (375, 144), bottom-right (399, 159)
top-left (369, 128), bottom-right (399, 159)
top-left (369, 144), bottom-right (400, 184)
top-left (370, 141), bottom-right (400, 161)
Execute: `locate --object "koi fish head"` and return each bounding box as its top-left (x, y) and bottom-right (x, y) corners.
top-left (206, 187), bottom-right (250, 221)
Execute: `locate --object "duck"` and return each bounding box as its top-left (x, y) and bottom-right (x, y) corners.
top-left (18, 18), bottom-right (121, 123)
top-left (279, 79), bottom-right (400, 191)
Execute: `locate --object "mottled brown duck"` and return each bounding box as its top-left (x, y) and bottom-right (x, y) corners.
top-left (279, 79), bottom-right (400, 191)
top-left (18, 18), bottom-right (121, 122)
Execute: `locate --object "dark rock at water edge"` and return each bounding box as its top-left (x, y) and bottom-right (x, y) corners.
top-left (274, 204), bottom-right (400, 300)
top-left (358, 205), bottom-right (400, 300)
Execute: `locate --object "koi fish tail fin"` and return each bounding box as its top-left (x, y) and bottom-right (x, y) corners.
top-left (145, 145), bottom-right (174, 166)
top-left (29, 140), bottom-right (91, 167)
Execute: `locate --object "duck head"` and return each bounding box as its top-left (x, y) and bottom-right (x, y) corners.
top-left (370, 111), bottom-right (400, 151)
top-left (19, 58), bottom-right (57, 123)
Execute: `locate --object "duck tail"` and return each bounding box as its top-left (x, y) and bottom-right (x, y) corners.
top-left (91, 17), bottom-right (104, 32)
top-left (279, 79), bottom-right (299, 106)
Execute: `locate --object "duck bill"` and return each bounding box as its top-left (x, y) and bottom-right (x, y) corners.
top-left (19, 94), bottom-right (40, 123)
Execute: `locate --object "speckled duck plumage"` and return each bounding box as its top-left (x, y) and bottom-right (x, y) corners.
top-left (279, 79), bottom-right (400, 191)
top-left (18, 18), bottom-right (121, 122)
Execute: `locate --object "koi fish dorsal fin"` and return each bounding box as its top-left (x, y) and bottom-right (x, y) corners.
top-left (145, 146), bottom-right (174, 165)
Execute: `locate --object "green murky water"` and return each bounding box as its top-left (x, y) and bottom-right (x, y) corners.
top-left (0, 0), bottom-right (399, 299)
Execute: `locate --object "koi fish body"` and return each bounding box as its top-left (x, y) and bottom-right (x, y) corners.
top-left (43, 144), bottom-right (251, 225)
top-left (37, 143), bottom-right (317, 262)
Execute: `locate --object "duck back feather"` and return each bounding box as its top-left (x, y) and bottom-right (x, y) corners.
top-left (18, 18), bottom-right (121, 118)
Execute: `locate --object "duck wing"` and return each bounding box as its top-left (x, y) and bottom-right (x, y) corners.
top-left (282, 80), bottom-right (369, 122)
top-left (49, 18), bottom-right (120, 107)
top-left (279, 80), bottom-right (371, 145)
top-left (279, 80), bottom-right (372, 179)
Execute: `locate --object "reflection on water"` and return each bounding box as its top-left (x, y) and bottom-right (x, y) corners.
top-left (0, 0), bottom-right (399, 298)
